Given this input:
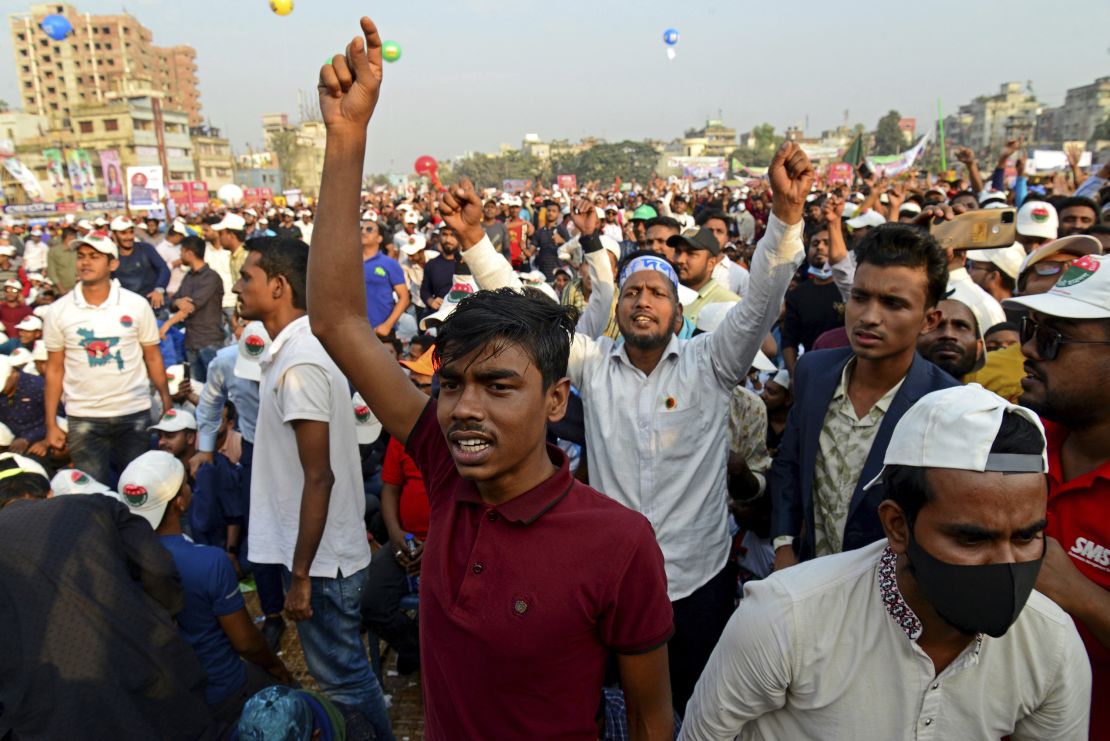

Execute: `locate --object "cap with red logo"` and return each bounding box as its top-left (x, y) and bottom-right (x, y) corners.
top-left (1005, 253), bottom-right (1110, 320)
top-left (1016, 201), bottom-right (1059, 241)
top-left (235, 321), bottom-right (272, 382)
top-left (69, 230), bottom-right (119, 259)
top-left (419, 272), bottom-right (477, 331)
top-left (148, 408), bottom-right (197, 433)
top-left (118, 451), bottom-right (186, 528)
top-left (352, 392), bottom-right (383, 444)
top-left (50, 468), bottom-right (117, 498)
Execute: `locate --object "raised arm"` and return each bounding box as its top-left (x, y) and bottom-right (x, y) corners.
top-left (308, 16), bottom-right (427, 444)
top-left (439, 179), bottom-right (522, 292)
top-left (823, 194), bottom-right (855, 302)
top-left (707, 142), bottom-right (810, 388)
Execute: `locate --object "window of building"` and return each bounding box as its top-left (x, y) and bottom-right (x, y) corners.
top-left (105, 43), bottom-right (112, 50)
top-left (104, 119), bottom-right (118, 132)
top-left (16, 33), bottom-right (24, 42)
top-left (49, 102), bottom-right (58, 111)
top-left (94, 43), bottom-right (101, 49)
top-left (102, 27), bottom-right (109, 34)
top-left (79, 120), bottom-right (93, 133)
top-left (107, 59), bottom-right (114, 66)
top-left (46, 86), bottom-right (55, 94)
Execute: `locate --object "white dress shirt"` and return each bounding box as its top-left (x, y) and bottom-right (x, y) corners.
top-left (464, 215), bottom-right (802, 599)
top-left (680, 540), bottom-right (1091, 741)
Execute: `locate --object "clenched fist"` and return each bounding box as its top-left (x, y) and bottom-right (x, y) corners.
top-left (768, 141), bottom-right (815, 224)
top-left (318, 17), bottom-right (384, 135)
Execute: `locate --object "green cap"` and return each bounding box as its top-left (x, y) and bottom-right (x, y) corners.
top-left (632, 205), bottom-right (658, 221)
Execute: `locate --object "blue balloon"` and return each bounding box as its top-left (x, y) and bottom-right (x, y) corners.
top-left (663, 28), bottom-right (679, 46)
top-left (40, 14), bottom-right (73, 42)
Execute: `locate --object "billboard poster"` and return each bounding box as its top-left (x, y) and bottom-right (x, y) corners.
top-left (826, 163), bottom-right (854, 184)
top-left (42, 148), bottom-right (68, 198)
top-left (65, 149), bottom-right (95, 197)
top-left (2, 157), bottom-right (46, 202)
top-left (556, 174), bottom-right (578, 191)
top-left (99, 150), bottom-right (124, 198)
top-left (502, 179), bottom-right (532, 193)
top-left (126, 165), bottom-right (165, 209)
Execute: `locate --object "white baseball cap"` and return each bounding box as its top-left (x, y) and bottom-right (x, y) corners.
top-left (361, 210), bottom-right (379, 223)
top-left (14, 316), bottom-right (42, 333)
top-left (864, 384), bottom-right (1046, 491)
top-left (3, 279), bottom-right (21, 291)
top-left (1004, 253), bottom-right (1110, 320)
top-left (235, 322), bottom-right (271, 381)
top-left (967, 243), bottom-right (1026, 281)
top-left (109, 217), bottom-right (134, 232)
top-left (899, 202), bottom-right (922, 216)
top-left (1017, 234), bottom-right (1103, 279)
top-left (148, 408), bottom-right (197, 433)
top-left (400, 232), bottom-right (427, 256)
top-left (846, 209), bottom-right (887, 230)
top-left (92, 216), bottom-right (109, 228)
top-left (0, 422), bottom-right (12, 447)
top-left (76, 219), bottom-right (94, 231)
top-left (51, 468), bottom-right (116, 498)
top-left (0, 452), bottom-right (49, 482)
top-left (118, 451), bottom-right (186, 529)
top-left (420, 272), bottom-right (478, 331)
top-left (70, 230), bottom-right (119, 259)
top-left (243, 208), bottom-right (259, 218)
top-left (1016, 201), bottom-right (1058, 241)
top-left (770, 368), bottom-right (791, 389)
top-left (352, 392), bottom-right (383, 445)
top-left (31, 340), bottom-right (47, 362)
top-left (840, 202), bottom-right (859, 219)
top-left (0, 245), bottom-right (15, 257)
top-left (403, 211), bottom-right (421, 225)
top-left (7, 348), bottom-right (31, 368)
top-left (213, 213), bottom-right (246, 231)
top-left (163, 364), bottom-right (186, 396)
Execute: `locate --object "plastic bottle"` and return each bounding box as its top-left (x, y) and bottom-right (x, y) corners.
top-left (403, 533), bottom-right (420, 594)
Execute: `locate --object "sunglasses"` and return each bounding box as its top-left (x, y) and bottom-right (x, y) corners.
top-left (1020, 315), bottom-right (1110, 361)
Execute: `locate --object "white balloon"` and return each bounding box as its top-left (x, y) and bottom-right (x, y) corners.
top-left (217, 183), bottom-right (244, 207)
top-left (666, 47), bottom-right (676, 61)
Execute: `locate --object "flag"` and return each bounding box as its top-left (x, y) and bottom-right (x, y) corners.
top-left (866, 133), bottom-right (930, 177)
top-left (842, 134), bottom-right (866, 167)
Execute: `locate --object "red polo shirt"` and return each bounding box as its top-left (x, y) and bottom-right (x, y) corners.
top-left (1044, 419), bottom-right (1110, 738)
top-left (406, 401), bottom-right (673, 740)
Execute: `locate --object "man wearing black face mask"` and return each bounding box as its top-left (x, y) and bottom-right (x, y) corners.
top-left (682, 384), bottom-right (1090, 741)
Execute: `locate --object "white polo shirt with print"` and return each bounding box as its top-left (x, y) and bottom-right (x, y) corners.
top-left (43, 279), bottom-right (159, 418)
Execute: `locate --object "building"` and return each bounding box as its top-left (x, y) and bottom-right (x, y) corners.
top-left (0, 109), bottom-right (48, 144)
top-left (521, 133), bottom-right (550, 160)
top-left (898, 118), bottom-right (916, 143)
top-left (260, 113), bottom-right (326, 197)
top-left (942, 82), bottom-right (1042, 157)
top-left (190, 125), bottom-right (234, 192)
top-left (680, 119), bottom-right (737, 158)
top-left (1036, 76), bottom-right (1110, 148)
top-left (8, 2), bottom-right (203, 127)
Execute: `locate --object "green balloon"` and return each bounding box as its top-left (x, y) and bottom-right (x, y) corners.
top-left (382, 40), bottom-right (402, 63)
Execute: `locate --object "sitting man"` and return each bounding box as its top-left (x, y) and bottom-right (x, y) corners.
top-left (682, 385), bottom-right (1090, 739)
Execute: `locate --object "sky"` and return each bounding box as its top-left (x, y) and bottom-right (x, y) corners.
top-left (2, 0), bottom-right (1109, 175)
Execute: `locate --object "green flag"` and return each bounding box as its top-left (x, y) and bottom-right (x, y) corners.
top-left (842, 134), bottom-right (866, 167)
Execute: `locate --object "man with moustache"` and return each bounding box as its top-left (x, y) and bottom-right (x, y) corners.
top-left (917, 297), bottom-right (984, 379)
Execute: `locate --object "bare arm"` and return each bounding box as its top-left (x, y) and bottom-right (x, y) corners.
top-left (308, 17), bottom-right (426, 444)
top-left (43, 350), bottom-right (66, 449)
top-left (375, 283), bottom-right (410, 336)
top-left (142, 342), bottom-right (172, 414)
top-left (218, 608), bottom-right (293, 684)
top-left (618, 648), bottom-right (674, 741)
top-left (285, 418), bottom-right (334, 622)
top-left (955, 148), bottom-right (984, 194)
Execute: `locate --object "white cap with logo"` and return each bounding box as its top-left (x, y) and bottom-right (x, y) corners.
top-left (352, 392), bottom-right (383, 444)
top-left (967, 243), bottom-right (1026, 281)
top-left (148, 408), bottom-right (197, 434)
top-left (1016, 201), bottom-right (1058, 241)
top-left (1004, 253), bottom-right (1110, 320)
top-left (235, 322), bottom-right (272, 381)
top-left (213, 213), bottom-right (246, 231)
top-left (51, 468), bottom-right (116, 498)
top-left (118, 450), bottom-right (186, 528)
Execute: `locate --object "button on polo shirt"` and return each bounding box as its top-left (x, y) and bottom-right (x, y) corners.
top-left (405, 401), bottom-right (672, 740)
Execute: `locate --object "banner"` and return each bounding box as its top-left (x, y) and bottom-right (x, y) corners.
top-left (126, 165), bottom-right (164, 209)
top-left (2, 157), bottom-right (46, 202)
top-left (826, 163), bottom-right (854, 184)
top-left (42, 148), bottom-right (68, 198)
top-left (1027, 149), bottom-right (1092, 175)
top-left (283, 189), bottom-right (303, 206)
top-left (502, 179), bottom-right (532, 193)
top-left (866, 134), bottom-right (929, 177)
top-left (667, 156), bottom-right (727, 179)
top-left (99, 150), bottom-right (124, 198)
top-left (65, 149), bottom-right (96, 197)
top-left (242, 187), bottom-right (273, 204)
top-left (556, 174), bottom-right (577, 191)
top-left (82, 198), bottom-right (126, 212)
top-left (167, 181), bottom-right (209, 211)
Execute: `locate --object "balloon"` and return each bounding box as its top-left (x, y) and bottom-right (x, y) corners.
top-left (217, 184), bottom-right (244, 207)
top-left (662, 28), bottom-right (679, 46)
top-left (414, 156), bottom-right (438, 176)
top-left (382, 41), bottom-right (402, 63)
top-left (40, 14), bottom-right (73, 41)
top-left (269, 0), bottom-right (293, 15)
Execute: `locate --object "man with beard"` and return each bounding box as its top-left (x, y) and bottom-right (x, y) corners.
top-left (1058, 196), bottom-right (1099, 238)
top-left (421, 225), bottom-right (462, 311)
top-left (682, 385), bottom-right (1090, 740)
top-left (668, 225), bottom-right (739, 326)
top-left (1003, 254), bottom-right (1110, 739)
top-left (781, 227), bottom-right (845, 376)
top-left (917, 298), bottom-right (983, 379)
top-left (481, 198), bottom-right (511, 262)
top-left (109, 217), bottom-right (170, 309)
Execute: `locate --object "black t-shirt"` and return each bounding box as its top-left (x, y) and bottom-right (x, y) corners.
top-left (781, 278), bottom-right (846, 353)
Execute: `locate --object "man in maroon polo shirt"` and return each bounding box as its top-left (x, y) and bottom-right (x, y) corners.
top-left (1004, 254), bottom-right (1110, 739)
top-left (306, 18), bottom-right (674, 740)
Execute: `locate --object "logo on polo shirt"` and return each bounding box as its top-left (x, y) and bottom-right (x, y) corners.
top-left (71, 471), bottom-right (89, 485)
top-left (374, 266), bottom-right (387, 277)
top-left (77, 327), bottom-right (123, 370)
top-left (245, 335), bottom-right (266, 357)
top-left (1055, 254), bottom-right (1100, 289)
top-left (1030, 206), bottom-right (1051, 223)
top-left (122, 483), bottom-right (148, 506)
top-left (354, 404), bottom-right (372, 423)
top-left (1070, 536), bottom-right (1110, 569)
top-left (119, 315), bottom-right (133, 328)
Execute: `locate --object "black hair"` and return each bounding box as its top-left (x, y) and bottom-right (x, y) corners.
top-left (245, 237), bottom-right (308, 310)
top-left (223, 400), bottom-right (238, 425)
top-left (0, 458), bottom-right (50, 508)
top-left (379, 332), bottom-right (403, 355)
top-left (1058, 196), bottom-right (1099, 216)
top-left (853, 224), bottom-right (949, 308)
top-left (228, 229), bottom-right (247, 244)
top-left (180, 235), bottom-right (206, 261)
top-left (203, 215), bottom-right (222, 226)
top-left (973, 259), bottom-right (1015, 292)
top-left (695, 208), bottom-right (730, 228)
top-left (985, 321), bottom-right (1019, 339)
top-left (616, 249), bottom-right (680, 303)
top-left (644, 216), bottom-right (682, 233)
top-left (882, 410), bottom-right (1044, 524)
top-left (951, 190), bottom-right (979, 205)
top-left (433, 288), bottom-right (577, 389)
top-left (410, 333), bottom-right (434, 350)
top-left (1084, 224), bottom-right (1110, 237)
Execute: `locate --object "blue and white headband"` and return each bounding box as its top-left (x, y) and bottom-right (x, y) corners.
top-left (618, 255), bottom-right (679, 291)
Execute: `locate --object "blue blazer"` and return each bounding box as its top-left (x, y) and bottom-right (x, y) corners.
top-left (769, 347), bottom-right (958, 561)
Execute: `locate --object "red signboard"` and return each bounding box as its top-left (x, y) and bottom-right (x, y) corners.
top-left (242, 187), bottom-right (273, 204)
top-left (556, 174), bottom-right (577, 191)
top-left (826, 163), bottom-right (854, 184)
top-left (167, 180), bottom-right (209, 211)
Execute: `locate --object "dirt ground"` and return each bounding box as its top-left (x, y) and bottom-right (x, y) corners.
top-left (243, 590), bottom-right (425, 740)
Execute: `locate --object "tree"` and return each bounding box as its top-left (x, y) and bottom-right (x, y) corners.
top-left (267, 129), bottom-right (303, 190)
top-left (451, 150), bottom-right (549, 189)
top-left (729, 123), bottom-right (783, 168)
top-left (552, 141), bottom-right (658, 184)
top-left (873, 110), bottom-right (906, 155)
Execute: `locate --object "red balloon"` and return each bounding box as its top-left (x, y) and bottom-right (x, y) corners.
top-left (414, 156), bottom-right (438, 176)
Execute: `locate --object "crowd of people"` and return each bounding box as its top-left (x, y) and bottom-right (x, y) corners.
top-left (2, 15), bottom-right (1110, 741)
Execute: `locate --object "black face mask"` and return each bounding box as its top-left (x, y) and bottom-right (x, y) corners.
top-left (905, 525), bottom-right (1044, 638)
